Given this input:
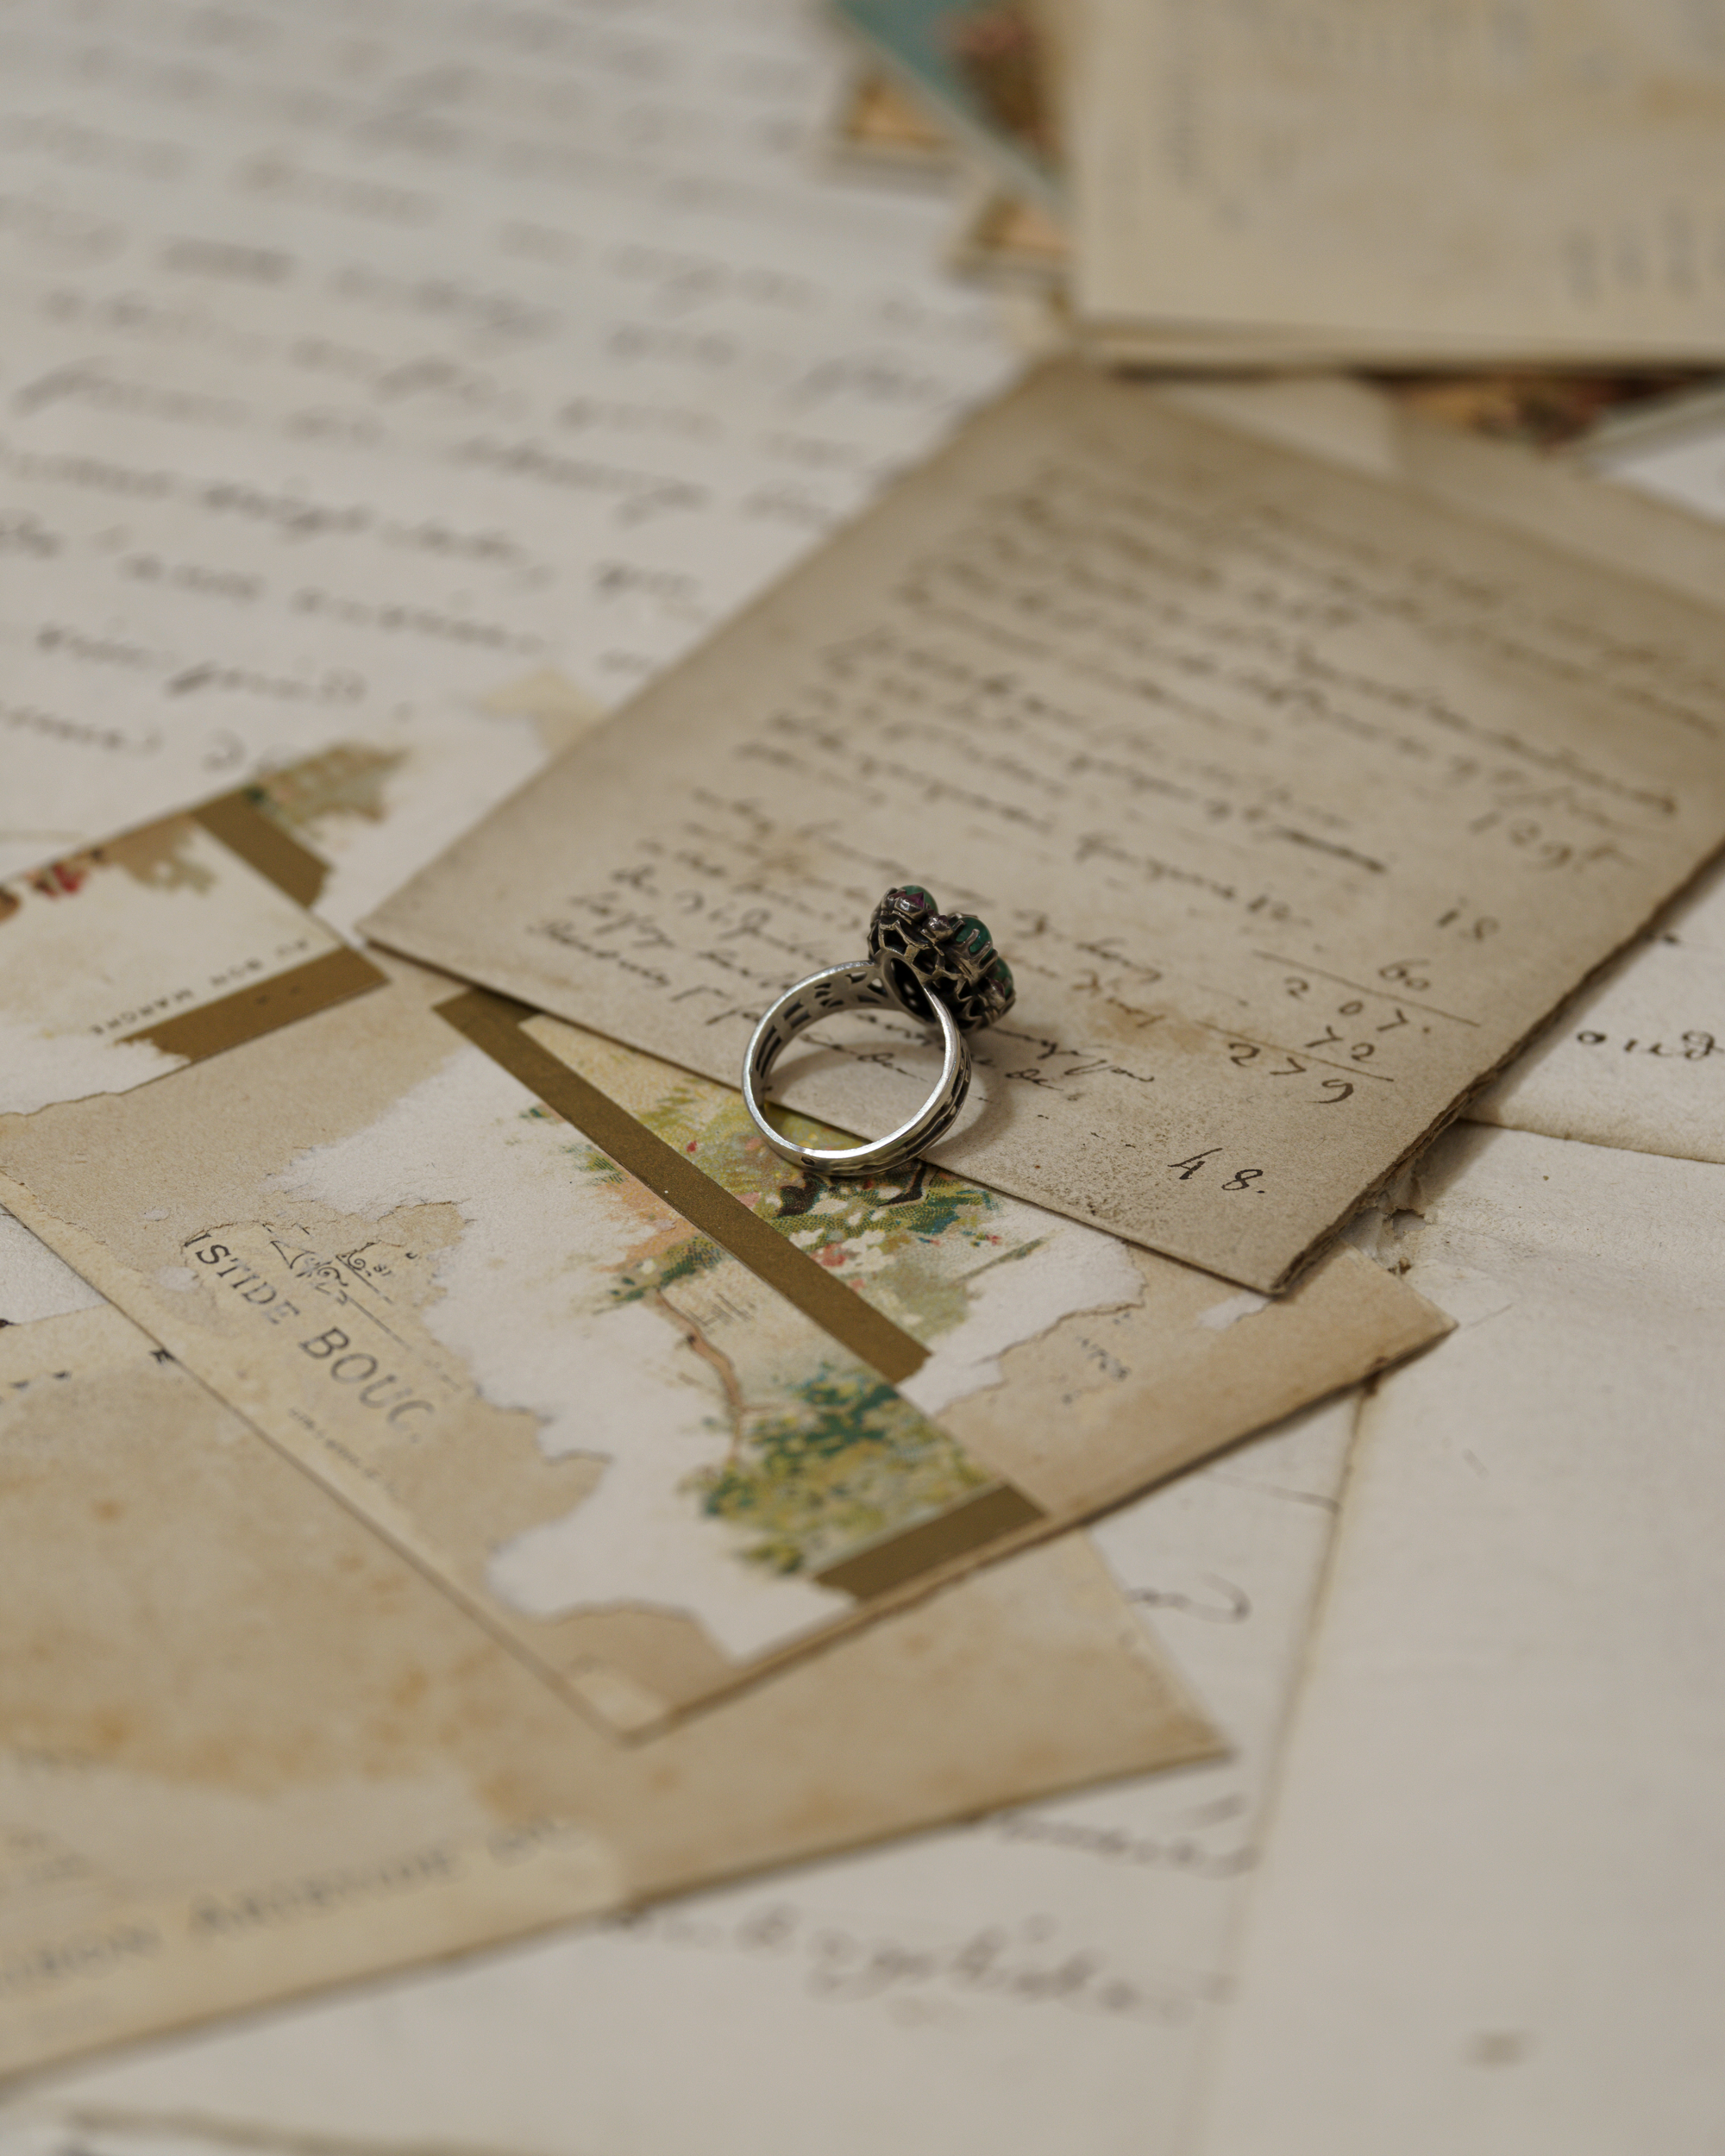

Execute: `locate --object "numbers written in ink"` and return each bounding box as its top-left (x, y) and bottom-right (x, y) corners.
top-left (1170, 1149), bottom-right (1267, 1193)
top-left (1224, 1043), bottom-right (1358, 1105)
top-left (1466, 812), bottom-right (1631, 874)
top-left (1278, 975), bottom-right (1415, 1064)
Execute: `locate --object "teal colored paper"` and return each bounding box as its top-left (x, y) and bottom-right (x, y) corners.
top-left (833, 0), bottom-right (1063, 209)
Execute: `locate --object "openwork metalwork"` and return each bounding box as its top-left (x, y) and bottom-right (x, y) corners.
top-left (742, 887), bottom-right (1013, 1177)
top-left (868, 885), bottom-right (1015, 1031)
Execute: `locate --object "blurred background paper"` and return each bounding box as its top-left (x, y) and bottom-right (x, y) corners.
top-left (1072, 0), bottom-right (1725, 365)
top-left (1187, 1126), bottom-right (1725, 2153)
top-left (831, 0), bottom-right (1063, 212)
top-left (0, 0), bottom-right (1019, 894)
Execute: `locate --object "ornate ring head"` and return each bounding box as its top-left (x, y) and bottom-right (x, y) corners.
top-left (868, 885), bottom-right (1015, 1033)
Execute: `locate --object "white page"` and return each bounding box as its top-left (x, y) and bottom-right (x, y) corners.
top-left (1190, 1124), bottom-right (1725, 2153)
top-left (0, 0), bottom-right (1016, 888)
top-left (0, 1392), bottom-right (1363, 2156)
top-left (1461, 411), bottom-right (1725, 1162)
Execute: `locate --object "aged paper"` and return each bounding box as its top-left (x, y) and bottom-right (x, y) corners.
top-left (1073, 0), bottom-right (1725, 362)
top-left (1468, 850), bottom-right (1725, 1164)
top-left (367, 360), bottom-right (1725, 1289)
top-left (1188, 1125), bottom-right (1725, 2153)
top-left (0, 0), bottom-right (1015, 889)
top-left (1391, 405), bottom-right (1725, 617)
top-left (0, 956), bottom-right (1443, 1728)
top-left (0, 1354), bottom-right (1361, 2153)
top-left (1162, 379), bottom-right (1725, 1170)
top-left (0, 788), bottom-right (383, 1117)
top-left (0, 1209), bottom-right (98, 1325)
top-left (1470, 411), bottom-right (1725, 1161)
top-left (0, 1300), bottom-right (1216, 2083)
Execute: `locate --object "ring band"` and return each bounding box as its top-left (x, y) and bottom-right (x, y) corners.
top-left (743, 962), bottom-right (969, 1175)
top-left (741, 887), bottom-right (1013, 1178)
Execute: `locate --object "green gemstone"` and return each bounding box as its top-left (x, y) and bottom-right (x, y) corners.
top-left (953, 913), bottom-right (992, 956)
top-left (988, 958), bottom-right (1013, 994)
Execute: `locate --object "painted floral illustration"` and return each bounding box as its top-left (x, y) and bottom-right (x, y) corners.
top-left (529, 1068), bottom-right (1037, 1580)
top-left (688, 1363), bottom-right (989, 1577)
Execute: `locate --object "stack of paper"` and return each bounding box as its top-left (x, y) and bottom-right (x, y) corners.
top-left (6, 0), bottom-right (1725, 2149)
top-left (0, 0), bottom-right (1440, 2091)
top-left (830, 0), bottom-right (1725, 398)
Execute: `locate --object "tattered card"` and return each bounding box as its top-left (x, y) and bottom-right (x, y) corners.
top-left (0, 787), bottom-right (383, 1116)
top-left (0, 957), bottom-right (1445, 1732)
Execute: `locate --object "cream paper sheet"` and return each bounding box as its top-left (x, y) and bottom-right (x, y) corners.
top-left (1159, 374), bottom-right (1725, 1171)
top-left (0, 955), bottom-right (1443, 1729)
top-left (1072, 0), bottom-right (1725, 363)
top-left (1469, 859), bottom-right (1725, 1163)
top-left (0, 1327), bottom-right (1362, 2151)
top-left (366, 360), bottom-right (1725, 1290)
top-left (0, 0), bottom-right (1016, 896)
top-left (0, 1210), bottom-right (99, 1325)
top-left (1186, 1124), bottom-right (1725, 2154)
top-left (0, 1298), bottom-right (1216, 2084)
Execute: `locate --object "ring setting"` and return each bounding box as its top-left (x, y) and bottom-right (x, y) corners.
top-left (743, 886), bottom-right (1015, 1177)
top-left (867, 885), bottom-right (1015, 1032)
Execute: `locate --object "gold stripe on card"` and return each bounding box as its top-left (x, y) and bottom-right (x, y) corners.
top-left (121, 945), bottom-right (387, 1061)
top-left (812, 1483), bottom-right (1048, 1601)
top-left (191, 790), bottom-right (329, 907)
top-left (435, 987), bottom-right (931, 1387)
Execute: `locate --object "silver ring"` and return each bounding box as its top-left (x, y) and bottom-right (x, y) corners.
top-left (741, 886), bottom-right (1014, 1178)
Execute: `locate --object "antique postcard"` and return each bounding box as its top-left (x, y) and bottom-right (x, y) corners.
top-left (0, 957), bottom-right (1443, 1730)
top-left (367, 361), bottom-right (1725, 1290)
